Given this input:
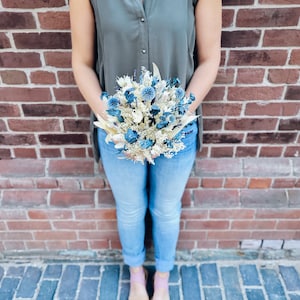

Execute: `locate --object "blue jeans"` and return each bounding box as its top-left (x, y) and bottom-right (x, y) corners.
top-left (97, 121), bottom-right (197, 272)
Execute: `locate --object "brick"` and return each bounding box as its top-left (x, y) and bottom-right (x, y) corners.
top-left (75, 209), bottom-right (116, 220)
top-left (259, 146), bottom-right (283, 157)
top-left (57, 265), bottom-right (80, 299)
top-left (28, 210), bottom-right (72, 220)
top-left (201, 178), bottom-right (223, 188)
top-left (203, 103), bottom-right (242, 116)
top-left (195, 158), bottom-right (242, 177)
top-left (0, 134), bottom-right (36, 146)
top-left (13, 148), bottom-right (37, 159)
top-left (224, 178), bottom-right (248, 188)
top-left (222, 30), bottom-right (261, 48)
top-left (0, 104), bottom-right (20, 117)
top-left (204, 133), bottom-right (244, 144)
top-left (288, 190), bottom-right (300, 207)
top-left (215, 68), bottom-right (235, 84)
top-left (2, 191), bottom-right (48, 207)
top-left (247, 132), bottom-right (297, 144)
top-left (38, 12), bottom-right (70, 30)
top-left (245, 102), bottom-right (300, 117)
top-left (290, 49), bottom-right (300, 65)
top-left (221, 266), bottom-right (243, 300)
top-left (37, 281), bottom-right (58, 300)
top-left (273, 178), bottom-right (297, 188)
top-left (222, 9), bottom-right (235, 27)
top-left (0, 32), bottom-right (11, 48)
top-left (35, 231), bottom-right (77, 241)
top-left (48, 159), bottom-right (94, 176)
top-left (262, 240), bottom-right (283, 249)
top-left (236, 146), bottom-right (258, 157)
top-left (97, 220), bottom-right (117, 231)
top-left (240, 189), bottom-right (288, 208)
top-left (44, 51), bottom-right (72, 68)
top-left (236, 68), bottom-right (265, 84)
top-left (58, 71), bottom-right (76, 85)
top-left (181, 209), bottom-right (209, 220)
top-left (0, 278), bottom-right (20, 299)
top-left (2, 0), bottom-right (66, 8)
top-left (78, 279), bottom-right (99, 300)
top-left (1, 70), bottom-right (28, 84)
top-left (225, 118), bottom-right (277, 131)
top-left (239, 265), bottom-right (261, 285)
top-left (0, 87), bottom-right (51, 102)
top-left (200, 263), bottom-right (219, 286)
top-left (0, 52), bottom-right (41, 68)
top-left (39, 134), bottom-right (88, 145)
top-left (0, 12), bottom-right (36, 29)
top-left (40, 148), bottom-right (62, 158)
top-left (228, 50), bottom-right (287, 66)
top-left (283, 240), bottom-right (300, 250)
top-left (268, 69), bottom-right (299, 84)
top-left (0, 210), bottom-right (27, 220)
top-left (237, 8), bottom-right (300, 27)
top-left (186, 220), bottom-right (229, 230)
top-left (277, 220), bottom-right (300, 230)
top-left (228, 86), bottom-right (284, 101)
top-left (54, 87), bottom-right (84, 102)
top-left (249, 178), bottom-right (272, 189)
top-left (53, 221), bottom-right (96, 230)
top-left (7, 221), bottom-right (51, 230)
top-left (50, 191), bottom-right (95, 207)
top-left (64, 148), bottom-right (87, 158)
top-left (8, 119), bottom-right (60, 132)
top-left (223, 0), bottom-right (254, 4)
top-left (256, 209), bottom-right (300, 219)
top-left (15, 266), bottom-right (42, 298)
top-left (264, 30), bottom-right (300, 47)
top-left (232, 220), bottom-right (276, 230)
top-left (279, 119), bottom-right (300, 131)
top-left (0, 159), bottom-right (45, 177)
top-left (194, 190), bottom-right (239, 208)
top-left (63, 119), bottom-right (89, 132)
top-left (204, 87), bottom-right (225, 101)
top-left (99, 265), bottom-right (120, 300)
top-left (285, 86), bottom-right (300, 101)
top-left (203, 119), bottom-right (222, 131)
top-left (181, 266), bottom-right (201, 300)
top-left (98, 190), bottom-right (115, 207)
top-left (279, 266), bottom-right (300, 292)
top-left (30, 71), bottom-right (56, 85)
top-left (261, 269), bottom-right (286, 299)
top-left (14, 32), bottom-right (71, 49)
top-left (211, 146), bottom-right (234, 158)
top-left (22, 104), bottom-right (75, 117)
top-left (0, 231), bottom-right (33, 241)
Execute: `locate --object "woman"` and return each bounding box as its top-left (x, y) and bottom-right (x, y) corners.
top-left (70, 1), bottom-right (221, 299)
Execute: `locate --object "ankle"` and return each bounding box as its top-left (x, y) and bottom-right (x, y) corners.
top-left (154, 271), bottom-right (169, 289)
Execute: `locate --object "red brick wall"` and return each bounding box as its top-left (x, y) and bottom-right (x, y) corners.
top-left (0, 0), bottom-right (299, 253)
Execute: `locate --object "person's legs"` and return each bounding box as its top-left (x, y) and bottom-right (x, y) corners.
top-left (98, 128), bottom-right (148, 267)
top-left (149, 121), bottom-right (197, 300)
top-left (98, 129), bottom-right (149, 299)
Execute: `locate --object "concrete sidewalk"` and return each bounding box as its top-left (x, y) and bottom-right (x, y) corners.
top-left (0, 257), bottom-right (300, 300)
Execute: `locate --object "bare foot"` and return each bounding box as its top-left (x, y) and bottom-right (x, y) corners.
top-left (152, 272), bottom-right (170, 300)
top-left (129, 266), bottom-right (149, 300)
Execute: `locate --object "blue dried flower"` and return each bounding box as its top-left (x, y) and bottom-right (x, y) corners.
top-left (150, 104), bottom-right (160, 116)
top-left (125, 129), bottom-right (139, 144)
top-left (151, 77), bottom-right (159, 87)
top-left (189, 93), bottom-right (196, 102)
top-left (140, 139), bottom-right (154, 149)
top-left (175, 87), bottom-right (185, 100)
top-left (108, 97), bottom-right (120, 108)
top-left (156, 120), bottom-right (169, 129)
top-left (107, 108), bottom-right (121, 117)
top-left (165, 139), bottom-right (174, 148)
top-left (141, 86), bottom-right (156, 101)
top-left (125, 89), bottom-right (136, 104)
top-left (100, 91), bottom-right (109, 100)
top-left (167, 77), bottom-right (181, 87)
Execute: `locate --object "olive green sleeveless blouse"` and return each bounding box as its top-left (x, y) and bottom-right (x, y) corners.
top-left (89, 0), bottom-right (202, 161)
